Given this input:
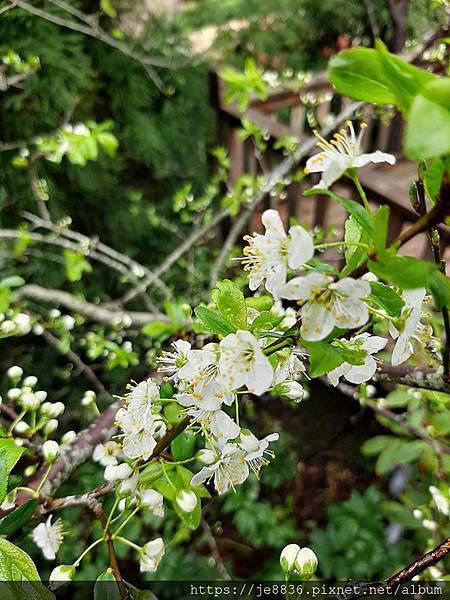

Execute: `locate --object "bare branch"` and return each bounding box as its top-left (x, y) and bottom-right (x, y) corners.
top-left (17, 283), bottom-right (167, 326)
top-left (13, 0), bottom-right (170, 88)
top-left (22, 211), bottom-right (171, 300)
top-left (40, 328), bottom-right (109, 396)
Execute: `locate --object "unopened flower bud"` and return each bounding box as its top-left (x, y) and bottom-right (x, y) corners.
top-left (294, 547), bottom-right (318, 580)
top-left (61, 431), bottom-right (76, 445)
top-left (20, 392), bottom-right (40, 411)
top-left (278, 381), bottom-right (305, 402)
top-left (41, 401), bottom-right (65, 418)
top-left (23, 376), bottom-right (37, 387)
top-left (280, 544), bottom-right (300, 574)
top-left (44, 419), bottom-right (59, 436)
top-left (7, 366), bottom-right (23, 381)
top-left (104, 463), bottom-right (133, 482)
top-left (43, 440), bottom-right (60, 463)
top-left (34, 391), bottom-right (47, 403)
top-left (7, 388), bottom-right (21, 401)
top-left (175, 490), bottom-right (198, 513)
top-left (14, 313), bottom-right (31, 334)
top-left (49, 565), bottom-right (76, 590)
top-left (24, 464), bottom-right (38, 477)
top-left (119, 472), bottom-right (139, 496)
top-left (14, 421), bottom-right (31, 434)
top-left (1, 320), bottom-right (15, 334)
top-left (196, 449), bottom-right (216, 465)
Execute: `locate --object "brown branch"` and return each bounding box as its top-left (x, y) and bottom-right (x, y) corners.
top-left (344, 536), bottom-right (450, 598)
top-left (376, 362), bottom-right (450, 392)
top-left (86, 498), bottom-right (127, 599)
top-left (411, 179), bottom-right (450, 384)
top-left (365, 399), bottom-right (450, 455)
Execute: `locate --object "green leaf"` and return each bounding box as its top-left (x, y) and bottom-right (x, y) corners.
top-left (176, 465), bottom-right (210, 499)
top-left (305, 188), bottom-right (373, 233)
top-left (423, 157), bottom-right (448, 203)
top-left (139, 462), bottom-right (164, 486)
top-left (0, 439), bottom-right (25, 472)
top-left (369, 281), bottom-right (404, 317)
top-left (171, 431), bottom-right (196, 462)
top-left (0, 276), bottom-right (25, 289)
top-left (94, 571), bottom-right (121, 600)
top-left (328, 48), bottom-right (397, 105)
top-left (63, 250), bottom-right (92, 282)
top-left (361, 436), bottom-right (396, 456)
top-left (251, 311), bottom-right (283, 333)
top-left (342, 217), bottom-right (368, 274)
top-left (96, 131), bottom-right (119, 156)
top-left (0, 448), bottom-right (8, 505)
top-left (368, 254), bottom-right (436, 289)
top-left (194, 306), bottom-right (235, 336)
top-left (372, 205), bottom-right (390, 253)
top-left (303, 340), bottom-right (345, 377)
top-left (214, 279), bottom-right (247, 330)
top-left (245, 295), bottom-right (273, 311)
top-left (428, 270), bottom-right (450, 310)
top-left (405, 78), bottom-right (450, 159)
top-left (0, 537), bottom-right (48, 585)
top-left (141, 320), bottom-right (175, 340)
top-left (0, 500), bottom-right (38, 535)
top-left (374, 40), bottom-right (436, 113)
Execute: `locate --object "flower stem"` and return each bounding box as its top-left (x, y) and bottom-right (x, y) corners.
top-left (112, 507), bottom-right (140, 537)
top-left (35, 463), bottom-right (52, 496)
top-left (114, 535), bottom-right (141, 552)
top-left (73, 538), bottom-right (103, 567)
top-left (351, 174), bottom-right (371, 213)
top-left (7, 410), bottom-right (26, 435)
top-left (104, 497), bottom-right (120, 533)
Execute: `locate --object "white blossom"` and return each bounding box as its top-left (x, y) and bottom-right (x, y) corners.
top-left (140, 538), bottom-right (165, 572)
top-left (93, 441), bottom-right (122, 467)
top-left (279, 272), bottom-right (370, 341)
top-left (305, 121), bottom-right (395, 189)
top-left (191, 443), bottom-right (249, 494)
top-left (32, 516), bottom-right (64, 560)
top-left (138, 489), bottom-right (164, 517)
top-left (327, 334), bottom-right (387, 386)
top-left (389, 288), bottom-right (426, 365)
top-left (219, 330), bottom-right (273, 395)
top-left (429, 485), bottom-right (449, 516)
top-left (238, 429), bottom-right (279, 475)
top-left (242, 209), bottom-right (314, 296)
top-left (116, 378), bottom-right (159, 460)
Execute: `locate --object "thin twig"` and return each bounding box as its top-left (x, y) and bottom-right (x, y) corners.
top-left (22, 211), bottom-right (171, 300)
top-left (40, 328), bottom-right (109, 395)
top-left (13, 0), bottom-right (171, 83)
top-left (201, 518), bottom-right (231, 580)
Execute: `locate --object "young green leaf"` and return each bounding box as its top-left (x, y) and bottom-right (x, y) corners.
top-left (214, 279), bottom-right (247, 330)
top-left (405, 78), bottom-right (450, 160)
top-left (302, 340), bottom-right (345, 377)
top-left (369, 281), bottom-right (404, 317)
top-left (194, 306), bottom-right (235, 336)
top-left (305, 188), bottom-right (373, 233)
top-left (0, 500), bottom-right (38, 536)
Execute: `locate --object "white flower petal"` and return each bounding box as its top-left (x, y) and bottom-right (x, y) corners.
top-left (300, 301), bottom-right (334, 341)
top-left (287, 226), bottom-right (314, 269)
top-left (279, 272), bottom-right (332, 301)
top-left (352, 151), bottom-right (396, 168)
top-left (261, 209), bottom-right (287, 238)
top-left (346, 355), bottom-right (377, 384)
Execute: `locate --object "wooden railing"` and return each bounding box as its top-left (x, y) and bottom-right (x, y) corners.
top-left (211, 69), bottom-right (450, 266)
